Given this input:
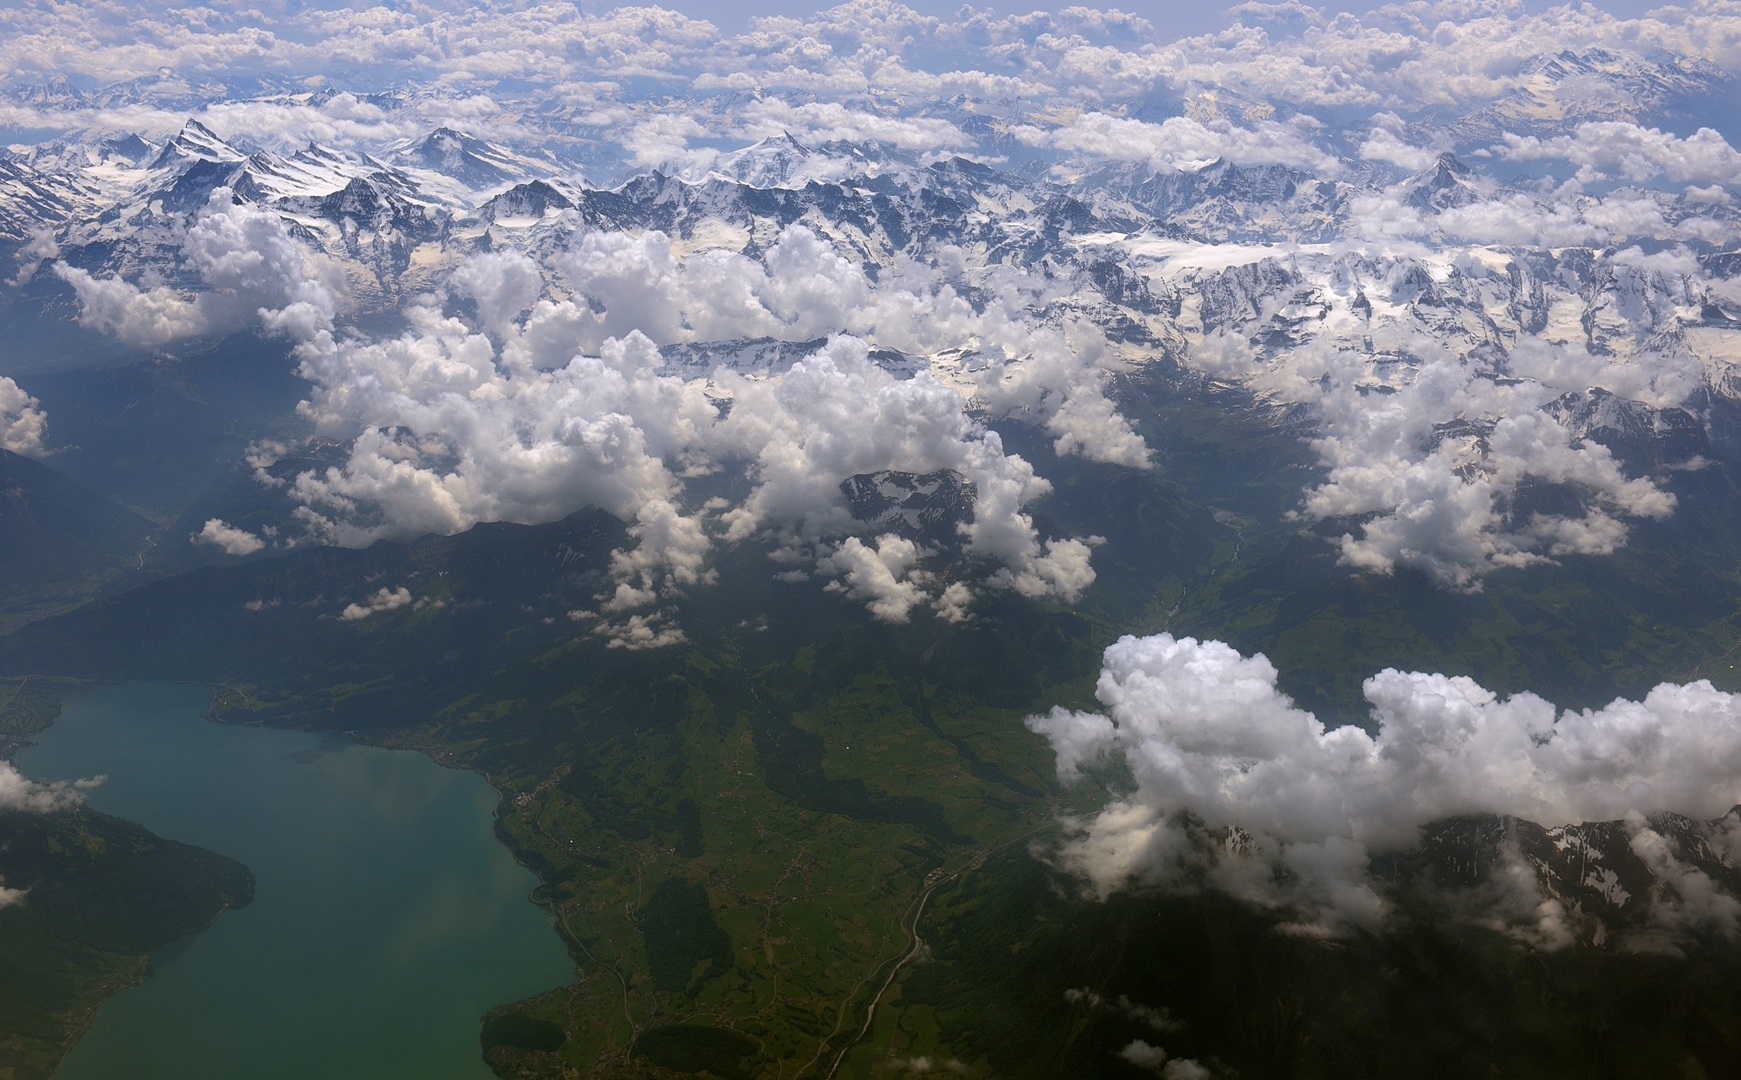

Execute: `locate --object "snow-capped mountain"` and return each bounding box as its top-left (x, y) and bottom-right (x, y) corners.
top-left (1444, 47), bottom-right (1738, 142)
top-left (9, 105), bottom-right (1741, 555)
top-left (14, 7), bottom-right (1741, 1076)
top-left (0, 7), bottom-right (1738, 609)
top-left (0, 158), bottom-right (99, 242)
top-left (841, 469), bottom-right (978, 546)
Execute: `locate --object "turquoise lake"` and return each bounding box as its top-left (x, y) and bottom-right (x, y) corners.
top-left (14, 683), bottom-right (574, 1079)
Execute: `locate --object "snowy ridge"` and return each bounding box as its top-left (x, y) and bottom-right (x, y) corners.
top-left (8, 9), bottom-right (1741, 598)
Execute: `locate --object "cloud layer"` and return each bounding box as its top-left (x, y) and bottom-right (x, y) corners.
top-left (48, 168), bottom-right (1146, 631)
top-left (9, 0), bottom-right (1741, 191)
top-left (7, 0), bottom-right (1741, 117)
top-left (16, 0), bottom-right (1741, 621)
top-left (1177, 244), bottom-right (1708, 587)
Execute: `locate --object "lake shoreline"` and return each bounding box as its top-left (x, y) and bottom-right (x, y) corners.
top-left (0, 804), bottom-right (255, 1080)
top-left (43, 867), bottom-right (256, 1080)
top-left (13, 683), bottom-right (574, 1080)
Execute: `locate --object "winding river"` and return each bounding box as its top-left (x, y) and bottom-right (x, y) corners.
top-left (15, 683), bottom-right (573, 1080)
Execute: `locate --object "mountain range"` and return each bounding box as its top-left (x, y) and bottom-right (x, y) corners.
top-left (6, 3), bottom-right (1741, 1077)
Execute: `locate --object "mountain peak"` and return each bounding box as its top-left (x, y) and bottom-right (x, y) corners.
top-left (418, 126), bottom-right (469, 148)
top-left (393, 127), bottom-right (520, 188)
top-left (98, 132), bottom-right (153, 165)
top-left (707, 133), bottom-right (878, 188)
top-left (1402, 151), bottom-right (1477, 211)
top-left (149, 118), bottom-right (246, 169)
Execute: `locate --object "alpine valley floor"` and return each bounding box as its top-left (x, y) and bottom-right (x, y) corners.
top-left (5, 378), bottom-right (1741, 1078)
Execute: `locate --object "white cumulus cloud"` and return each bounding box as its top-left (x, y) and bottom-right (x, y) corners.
top-left (193, 518), bottom-right (265, 556)
top-left (340, 586), bottom-right (413, 621)
top-left (0, 377), bottom-right (47, 457)
top-left (1501, 123), bottom-right (1741, 187)
top-left (1016, 112), bottom-right (1337, 174)
top-left (55, 188), bottom-right (341, 348)
top-left (818, 533), bottom-right (928, 623)
top-left (0, 760), bottom-right (99, 813)
top-left (1028, 633), bottom-right (1741, 935)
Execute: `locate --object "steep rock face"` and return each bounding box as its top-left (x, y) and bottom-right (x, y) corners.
top-left (1401, 153), bottom-right (1480, 213)
top-left (147, 119), bottom-right (245, 170)
top-left (1545, 388), bottom-right (1712, 468)
top-left (657, 337), bottom-right (836, 378)
top-left (1073, 159), bottom-right (1345, 242)
top-left (1389, 810), bottom-right (1741, 950)
top-left (8, 110), bottom-right (1741, 485)
top-left (707, 135), bottom-right (879, 189)
top-left (390, 127), bottom-right (525, 188)
top-left (1193, 258), bottom-right (1303, 334)
top-left (1446, 47), bottom-right (1738, 141)
top-left (479, 180), bottom-right (578, 224)
top-left (1168, 243), bottom-right (1741, 460)
top-left (0, 161), bottom-right (98, 243)
top-left (840, 469), bottom-right (976, 546)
